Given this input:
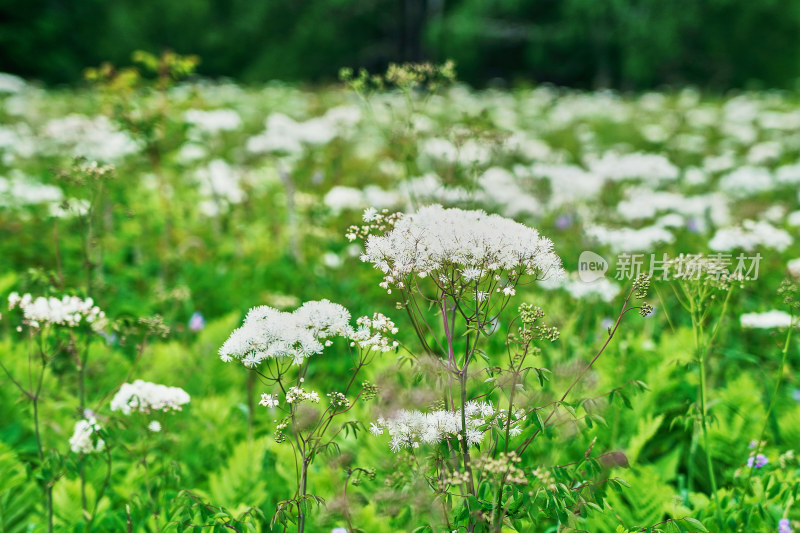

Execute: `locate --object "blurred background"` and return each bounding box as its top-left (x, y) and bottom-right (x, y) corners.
top-left (3, 0), bottom-right (800, 89)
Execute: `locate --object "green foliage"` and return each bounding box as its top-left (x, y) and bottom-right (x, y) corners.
top-left (1, 63), bottom-right (800, 533)
top-left (206, 437), bottom-right (270, 514)
top-left (0, 442), bottom-right (39, 532)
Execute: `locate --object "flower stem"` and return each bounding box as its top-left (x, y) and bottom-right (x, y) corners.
top-left (691, 303), bottom-right (723, 530)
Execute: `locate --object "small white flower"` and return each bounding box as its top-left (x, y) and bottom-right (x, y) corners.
top-left (147, 421), bottom-right (162, 433)
top-left (69, 418), bottom-right (104, 454)
top-left (362, 207), bottom-right (379, 222)
top-left (259, 393), bottom-right (279, 408)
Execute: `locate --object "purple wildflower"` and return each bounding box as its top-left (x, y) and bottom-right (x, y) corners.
top-left (188, 312), bottom-right (206, 332)
top-left (747, 454), bottom-right (769, 468)
top-left (555, 214), bottom-right (573, 230)
top-left (779, 518), bottom-right (792, 533)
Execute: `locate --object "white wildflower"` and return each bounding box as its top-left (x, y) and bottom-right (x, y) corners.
top-left (358, 205), bottom-right (563, 291)
top-left (184, 109), bottom-right (242, 134)
top-left (740, 311), bottom-right (795, 330)
top-left (372, 401), bottom-right (496, 451)
top-left (709, 220), bottom-right (792, 252)
top-left (286, 386), bottom-right (320, 404)
top-left (110, 380), bottom-right (190, 415)
top-left (259, 393), bottom-right (279, 408)
top-left (8, 292), bottom-right (105, 330)
top-left (69, 418), bottom-right (104, 454)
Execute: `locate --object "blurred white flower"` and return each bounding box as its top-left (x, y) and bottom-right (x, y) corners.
top-left (740, 310), bottom-right (795, 329)
top-left (69, 418), bottom-right (104, 454)
top-left (110, 380), bottom-right (190, 415)
top-left (8, 292), bottom-right (105, 330)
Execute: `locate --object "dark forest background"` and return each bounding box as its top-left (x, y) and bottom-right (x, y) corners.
top-left (2, 0), bottom-right (800, 89)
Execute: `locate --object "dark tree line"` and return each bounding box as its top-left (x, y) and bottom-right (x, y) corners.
top-left (2, 0), bottom-right (799, 89)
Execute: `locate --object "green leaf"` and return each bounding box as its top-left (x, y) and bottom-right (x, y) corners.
top-left (682, 517), bottom-right (708, 532)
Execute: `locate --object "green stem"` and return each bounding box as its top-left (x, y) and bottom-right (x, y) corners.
top-left (298, 458), bottom-right (309, 533)
top-left (698, 352), bottom-right (721, 522)
top-left (32, 395), bottom-right (54, 533)
top-left (744, 320), bottom-right (794, 492)
top-left (691, 301), bottom-right (723, 530)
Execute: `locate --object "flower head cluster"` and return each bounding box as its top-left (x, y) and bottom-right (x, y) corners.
top-left (360, 381), bottom-right (379, 401)
top-left (747, 453), bottom-right (769, 468)
top-left (531, 466), bottom-right (557, 491)
top-left (709, 220), bottom-right (793, 252)
top-left (351, 205), bottom-right (563, 293)
top-left (779, 518), bottom-right (792, 533)
top-left (259, 393), bottom-right (279, 408)
top-left (110, 380), bottom-right (190, 415)
top-left (219, 300), bottom-right (351, 366)
top-left (518, 304), bottom-right (559, 343)
top-left (69, 417), bottom-right (104, 454)
top-left (184, 108), bottom-right (242, 134)
top-left (372, 401), bottom-right (496, 452)
top-left (219, 300), bottom-right (398, 366)
top-left (350, 313), bottom-right (400, 352)
top-left (285, 386), bottom-right (320, 404)
top-left (8, 292), bottom-right (105, 329)
top-left (328, 392), bottom-right (349, 408)
top-left (473, 452), bottom-right (527, 485)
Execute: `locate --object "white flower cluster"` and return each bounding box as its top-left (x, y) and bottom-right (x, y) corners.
top-left (259, 393), bottom-right (280, 408)
top-left (110, 380), bottom-right (191, 415)
top-left (327, 391), bottom-right (350, 408)
top-left (354, 205), bottom-right (563, 292)
top-left (586, 151), bottom-right (679, 183)
top-left (69, 417), bottom-right (105, 454)
top-left (42, 114), bottom-right (139, 161)
top-left (184, 108), bottom-right (242, 134)
top-left (371, 401), bottom-right (503, 452)
top-left (246, 107), bottom-right (360, 156)
top-left (350, 313), bottom-right (400, 352)
top-left (219, 300), bottom-right (398, 367)
top-left (740, 310), bottom-right (796, 329)
top-left (541, 273), bottom-right (621, 303)
top-left (709, 220), bottom-right (793, 252)
top-left (585, 224), bottom-right (675, 253)
top-left (219, 300), bottom-right (351, 366)
top-left (0, 171), bottom-right (64, 209)
top-left (285, 386), bottom-right (320, 404)
top-left (7, 292), bottom-right (106, 329)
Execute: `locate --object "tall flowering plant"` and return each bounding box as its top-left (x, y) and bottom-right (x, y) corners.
top-left (219, 300), bottom-right (398, 531)
top-left (2, 292), bottom-right (107, 532)
top-left (349, 205), bottom-right (653, 532)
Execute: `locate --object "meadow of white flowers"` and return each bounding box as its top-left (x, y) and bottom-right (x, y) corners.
top-left (0, 61), bottom-right (799, 532)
